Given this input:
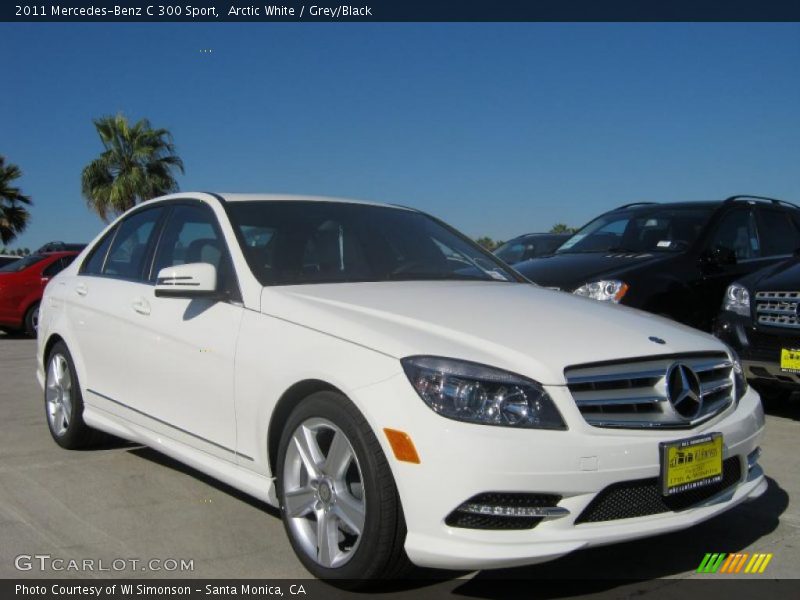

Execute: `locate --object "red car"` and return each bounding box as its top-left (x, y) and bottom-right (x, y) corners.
top-left (0, 252), bottom-right (79, 337)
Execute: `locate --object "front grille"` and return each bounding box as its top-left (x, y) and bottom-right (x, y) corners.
top-left (565, 353), bottom-right (734, 429)
top-left (445, 492), bottom-right (560, 530)
top-left (756, 291), bottom-right (800, 329)
top-left (575, 456), bottom-right (742, 524)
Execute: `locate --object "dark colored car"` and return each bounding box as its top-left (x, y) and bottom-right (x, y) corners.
top-left (493, 233), bottom-right (570, 264)
top-left (514, 196), bottom-right (800, 331)
top-left (715, 256), bottom-right (800, 401)
top-left (35, 241), bottom-right (87, 253)
top-left (0, 252), bottom-right (78, 336)
top-left (0, 255), bottom-right (20, 268)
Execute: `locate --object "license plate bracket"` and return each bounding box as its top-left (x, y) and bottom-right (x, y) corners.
top-left (659, 433), bottom-right (723, 496)
top-left (780, 348), bottom-right (800, 373)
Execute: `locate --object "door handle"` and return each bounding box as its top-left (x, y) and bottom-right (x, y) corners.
top-left (132, 297), bottom-right (151, 316)
top-left (75, 283), bottom-right (88, 296)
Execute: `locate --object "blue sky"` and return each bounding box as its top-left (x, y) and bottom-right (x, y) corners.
top-left (2, 23), bottom-right (799, 250)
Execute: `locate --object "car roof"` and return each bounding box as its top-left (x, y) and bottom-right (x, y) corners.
top-left (514, 232), bottom-right (571, 237)
top-left (613, 201), bottom-right (724, 212)
top-left (38, 251), bottom-right (80, 258)
top-left (214, 193), bottom-right (406, 210)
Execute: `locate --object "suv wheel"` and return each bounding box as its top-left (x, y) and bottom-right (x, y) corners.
top-left (276, 391), bottom-right (412, 584)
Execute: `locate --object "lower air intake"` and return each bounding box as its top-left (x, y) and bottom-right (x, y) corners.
top-left (575, 457), bottom-right (742, 524)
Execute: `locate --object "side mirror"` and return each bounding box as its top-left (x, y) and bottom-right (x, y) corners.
top-left (702, 245), bottom-right (737, 268)
top-left (155, 263), bottom-right (218, 298)
top-left (712, 245), bottom-right (737, 266)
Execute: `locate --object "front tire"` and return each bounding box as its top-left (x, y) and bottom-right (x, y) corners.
top-left (45, 341), bottom-right (99, 449)
top-left (276, 391), bottom-right (412, 583)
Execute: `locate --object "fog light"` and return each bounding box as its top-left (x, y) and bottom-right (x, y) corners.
top-left (458, 503), bottom-right (569, 518)
top-left (445, 492), bottom-right (568, 530)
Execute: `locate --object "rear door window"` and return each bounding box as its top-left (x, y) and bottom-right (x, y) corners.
top-left (42, 256), bottom-right (75, 278)
top-left (708, 209), bottom-right (760, 260)
top-left (757, 209), bottom-right (800, 257)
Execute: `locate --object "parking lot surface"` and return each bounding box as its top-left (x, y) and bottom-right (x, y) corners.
top-left (1, 335), bottom-right (798, 586)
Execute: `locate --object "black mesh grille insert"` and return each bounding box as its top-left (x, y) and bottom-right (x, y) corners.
top-left (445, 492), bottom-right (561, 530)
top-left (575, 457), bottom-right (742, 524)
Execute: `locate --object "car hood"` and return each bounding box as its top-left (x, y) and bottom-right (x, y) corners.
top-left (514, 252), bottom-right (674, 290)
top-left (260, 281), bottom-right (723, 385)
top-left (745, 257), bottom-right (800, 292)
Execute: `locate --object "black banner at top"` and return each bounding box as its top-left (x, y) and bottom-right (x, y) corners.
top-left (3, 0), bottom-right (800, 23)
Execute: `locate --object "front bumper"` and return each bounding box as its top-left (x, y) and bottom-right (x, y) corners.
top-left (353, 374), bottom-right (766, 571)
top-left (715, 313), bottom-right (800, 388)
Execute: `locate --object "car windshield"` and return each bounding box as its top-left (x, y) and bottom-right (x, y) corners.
top-left (226, 201), bottom-right (524, 286)
top-left (495, 236), bottom-right (564, 264)
top-left (0, 254), bottom-right (47, 273)
top-left (556, 206), bottom-right (715, 254)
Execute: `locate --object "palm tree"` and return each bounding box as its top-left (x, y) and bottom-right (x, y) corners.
top-left (81, 114), bottom-right (184, 221)
top-left (550, 223), bottom-right (576, 234)
top-left (0, 156), bottom-right (32, 245)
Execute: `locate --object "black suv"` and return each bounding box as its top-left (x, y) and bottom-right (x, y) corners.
top-left (514, 196), bottom-right (800, 331)
top-left (715, 256), bottom-right (800, 400)
top-left (493, 232), bottom-right (570, 264)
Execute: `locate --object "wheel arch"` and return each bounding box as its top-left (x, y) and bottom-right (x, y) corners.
top-left (267, 379), bottom-right (344, 476)
top-left (43, 332), bottom-right (65, 367)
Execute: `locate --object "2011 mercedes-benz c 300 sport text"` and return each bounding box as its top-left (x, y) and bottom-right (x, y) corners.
top-left (36, 193), bottom-right (767, 580)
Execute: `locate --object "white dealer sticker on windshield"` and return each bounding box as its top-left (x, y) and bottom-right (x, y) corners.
top-left (558, 234), bottom-right (585, 250)
top-left (657, 240), bottom-right (672, 248)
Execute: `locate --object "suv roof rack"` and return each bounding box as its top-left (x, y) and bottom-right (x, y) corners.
top-left (724, 195), bottom-right (797, 208)
top-left (615, 202), bottom-right (659, 210)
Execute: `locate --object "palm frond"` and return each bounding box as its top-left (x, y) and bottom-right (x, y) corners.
top-left (81, 114), bottom-right (184, 220)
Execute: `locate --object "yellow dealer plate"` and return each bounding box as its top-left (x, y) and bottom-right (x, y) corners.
top-left (660, 433), bottom-right (723, 496)
top-left (780, 348), bottom-right (800, 373)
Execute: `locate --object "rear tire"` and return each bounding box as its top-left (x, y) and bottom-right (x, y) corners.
top-left (276, 391), bottom-right (413, 585)
top-left (24, 302), bottom-right (40, 337)
top-left (45, 341), bottom-right (100, 449)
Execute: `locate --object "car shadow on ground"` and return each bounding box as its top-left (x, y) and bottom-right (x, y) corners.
top-left (762, 394), bottom-right (800, 422)
top-left (124, 444), bottom-right (788, 595)
top-left (0, 331), bottom-right (31, 340)
top-left (127, 445), bottom-right (282, 519)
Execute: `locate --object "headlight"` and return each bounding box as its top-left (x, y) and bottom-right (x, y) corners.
top-left (401, 356), bottom-right (567, 430)
top-left (723, 283), bottom-right (750, 317)
top-left (573, 280), bottom-right (629, 303)
top-left (728, 346), bottom-right (748, 403)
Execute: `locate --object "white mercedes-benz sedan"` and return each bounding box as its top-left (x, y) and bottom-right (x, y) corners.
top-left (37, 193), bottom-right (767, 580)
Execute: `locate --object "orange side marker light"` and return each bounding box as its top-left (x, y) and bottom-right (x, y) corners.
top-left (383, 428), bottom-right (421, 464)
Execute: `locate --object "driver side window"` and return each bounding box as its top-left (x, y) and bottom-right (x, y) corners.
top-left (709, 209), bottom-right (759, 260)
top-left (152, 204), bottom-right (240, 300)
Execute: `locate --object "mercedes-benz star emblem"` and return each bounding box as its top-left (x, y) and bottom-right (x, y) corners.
top-left (666, 363), bottom-right (703, 420)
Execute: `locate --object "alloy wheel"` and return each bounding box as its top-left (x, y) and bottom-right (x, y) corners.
top-left (45, 354), bottom-right (72, 436)
top-left (282, 417), bottom-right (366, 569)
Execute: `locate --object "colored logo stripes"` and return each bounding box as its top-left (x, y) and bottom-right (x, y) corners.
top-left (697, 552), bottom-right (773, 574)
